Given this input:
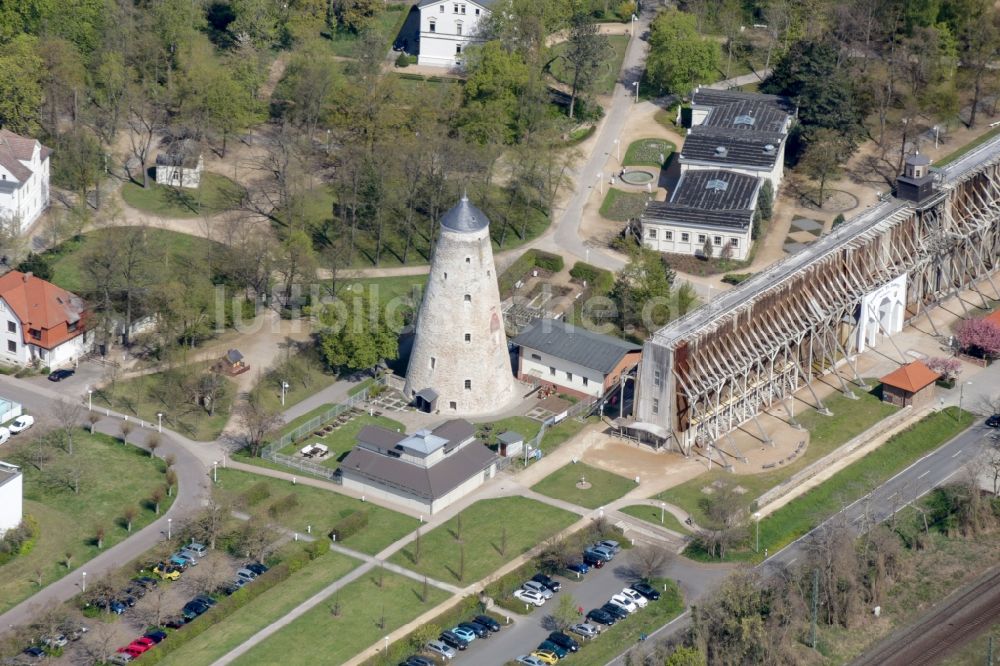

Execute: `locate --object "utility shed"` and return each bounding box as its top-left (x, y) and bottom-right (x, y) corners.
top-left (880, 361), bottom-right (940, 408)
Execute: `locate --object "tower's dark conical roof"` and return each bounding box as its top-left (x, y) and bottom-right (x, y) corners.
top-left (440, 193), bottom-right (490, 233)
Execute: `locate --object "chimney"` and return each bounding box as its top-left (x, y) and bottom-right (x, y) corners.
top-left (23, 272), bottom-right (31, 282)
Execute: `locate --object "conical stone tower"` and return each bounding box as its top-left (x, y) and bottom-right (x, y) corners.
top-left (404, 194), bottom-right (516, 415)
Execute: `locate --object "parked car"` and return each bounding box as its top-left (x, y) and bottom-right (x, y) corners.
top-left (181, 600), bottom-right (210, 620)
top-left (193, 594), bottom-right (217, 607)
top-left (164, 617), bottom-right (187, 629)
top-left (582, 551), bottom-right (606, 568)
top-left (547, 632), bottom-right (579, 652)
top-left (438, 630), bottom-right (468, 651)
top-left (135, 576), bottom-right (158, 589)
top-left (597, 539), bottom-right (621, 554)
top-left (124, 584), bottom-right (145, 599)
top-left (0, 427), bottom-right (10, 445)
top-left (218, 582), bottom-right (241, 596)
top-left (570, 622), bottom-right (600, 638)
top-left (109, 600), bottom-right (127, 615)
top-left (425, 640), bottom-right (456, 660)
top-left (590, 545), bottom-right (616, 560)
top-left (129, 637), bottom-right (156, 652)
top-left (108, 653), bottom-right (133, 665)
top-left (236, 568), bottom-right (258, 583)
top-left (143, 630), bottom-right (167, 644)
top-left (531, 649), bottom-right (560, 665)
top-left (48, 369), bottom-right (75, 382)
top-left (8, 415), bottom-right (34, 433)
top-left (458, 621), bottom-right (489, 638)
top-left (516, 656), bottom-right (545, 666)
top-left (178, 550), bottom-right (201, 565)
top-left (586, 609), bottom-right (616, 626)
top-left (22, 646), bottom-right (45, 659)
top-left (600, 602), bottom-right (629, 621)
top-left (620, 588), bottom-right (649, 608)
top-left (42, 634), bottom-right (68, 648)
top-left (184, 542), bottom-right (208, 557)
top-left (245, 562), bottom-right (269, 576)
top-left (450, 626), bottom-right (476, 643)
top-left (400, 656), bottom-right (434, 666)
top-left (987, 414), bottom-right (1000, 428)
top-left (117, 645), bottom-right (145, 658)
top-left (153, 563), bottom-right (181, 580)
top-left (630, 581), bottom-right (661, 601)
top-left (513, 588), bottom-right (546, 606)
top-left (531, 573), bottom-right (562, 593)
top-left (474, 614), bottom-right (501, 632)
top-left (67, 626), bottom-right (88, 641)
top-left (537, 640), bottom-right (568, 659)
top-left (566, 560), bottom-right (590, 575)
top-left (522, 580), bottom-right (554, 599)
top-left (609, 593), bottom-right (639, 614)
top-left (170, 553), bottom-right (195, 568)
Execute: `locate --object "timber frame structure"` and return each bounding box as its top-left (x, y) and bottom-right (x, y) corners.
top-left (634, 137), bottom-right (1000, 455)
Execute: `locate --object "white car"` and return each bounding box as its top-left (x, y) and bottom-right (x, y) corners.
top-left (426, 640), bottom-right (456, 660)
top-left (513, 588), bottom-right (546, 606)
top-left (517, 656), bottom-right (546, 666)
top-left (8, 415), bottom-right (34, 434)
top-left (621, 587), bottom-right (649, 608)
top-left (609, 593), bottom-right (639, 614)
top-left (522, 580), bottom-right (554, 600)
top-left (0, 427), bottom-right (9, 445)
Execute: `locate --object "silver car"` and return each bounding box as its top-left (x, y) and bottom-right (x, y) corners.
top-left (570, 622), bottom-right (600, 638)
top-left (522, 580), bottom-right (554, 600)
top-left (426, 639), bottom-right (456, 660)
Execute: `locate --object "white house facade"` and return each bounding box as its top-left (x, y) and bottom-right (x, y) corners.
top-left (0, 271), bottom-right (91, 369)
top-left (0, 462), bottom-right (23, 537)
top-left (0, 130), bottom-right (51, 234)
top-left (416, 0), bottom-right (493, 68)
top-left (155, 140), bottom-right (203, 189)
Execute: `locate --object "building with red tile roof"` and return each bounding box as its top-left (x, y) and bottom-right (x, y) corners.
top-left (0, 129), bottom-right (51, 233)
top-left (0, 271), bottom-right (90, 369)
top-left (880, 361), bottom-right (940, 408)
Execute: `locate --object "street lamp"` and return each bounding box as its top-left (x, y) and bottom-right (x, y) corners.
top-left (633, 81), bottom-right (640, 103)
top-left (660, 502), bottom-right (665, 524)
top-left (87, 389), bottom-right (93, 411)
top-left (631, 13), bottom-right (637, 36)
top-left (754, 512), bottom-right (762, 553)
top-left (933, 125), bottom-right (940, 150)
top-left (383, 636), bottom-right (389, 653)
top-left (597, 171), bottom-right (603, 196)
top-left (81, 571), bottom-right (87, 593)
top-left (167, 518), bottom-right (172, 540)
top-left (959, 380), bottom-right (973, 421)
top-left (281, 381), bottom-right (290, 406)
top-left (157, 412), bottom-right (163, 433)
top-left (213, 460), bottom-right (218, 483)
top-left (613, 138), bottom-right (620, 162)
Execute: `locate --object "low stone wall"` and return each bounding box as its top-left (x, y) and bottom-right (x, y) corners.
top-left (754, 405), bottom-right (914, 510)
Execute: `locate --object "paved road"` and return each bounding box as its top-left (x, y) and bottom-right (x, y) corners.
top-left (0, 376), bottom-right (211, 634)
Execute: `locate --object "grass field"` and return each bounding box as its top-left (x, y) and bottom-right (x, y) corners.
top-left (600, 188), bottom-right (650, 221)
top-left (623, 138), bottom-right (675, 167)
top-left (47, 228), bottom-right (228, 295)
top-left (215, 469), bottom-right (418, 554)
top-left (231, 568), bottom-right (450, 665)
top-left (323, 6), bottom-right (408, 57)
top-left (619, 504), bottom-right (691, 535)
top-left (121, 172), bottom-right (243, 218)
top-left (277, 412), bottom-right (406, 469)
top-left (658, 384), bottom-right (897, 526)
top-left (159, 551), bottom-right (359, 665)
top-left (531, 462), bottom-right (634, 509)
top-left (475, 415), bottom-right (591, 456)
top-left (389, 497), bottom-right (579, 583)
top-left (391, 73), bottom-right (462, 98)
top-left (339, 275), bottom-right (427, 308)
top-left (0, 431), bottom-right (173, 614)
top-left (250, 351), bottom-right (339, 414)
top-left (94, 363), bottom-right (234, 441)
top-left (549, 34), bottom-right (629, 95)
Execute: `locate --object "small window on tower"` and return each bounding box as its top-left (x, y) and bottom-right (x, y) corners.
top-left (464, 333), bottom-right (471, 342)
top-left (430, 357), bottom-right (436, 369)
top-left (443, 272), bottom-right (447, 279)
top-left (464, 379), bottom-right (471, 390)
top-left (464, 294), bottom-right (471, 302)
top-left (450, 401), bottom-right (457, 410)
top-left (652, 398), bottom-right (660, 414)
top-left (465, 257), bottom-right (471, 263)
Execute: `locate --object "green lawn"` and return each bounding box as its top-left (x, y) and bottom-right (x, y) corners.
top-left (389, 497), bottom-right (578, 583)
top-left (619, 504), bottom-right (691, 535)
top-left (934, 125), bottom-right (1000, 166)
top-left (391, 73), bottom-right (462, 97)
top-left (231, 568), bottom-right (450, 665)
top-left (475, 415), bottom-right (591, 456)
top-left (277, 412), bottom-right (406, 469)
top-left (549, 34), bottom-right (630, 95)
top-left (623, 138), bottom-right (675, 167)
top-left (215, 469), bottom-right (418, 555)
top-left (159, 551), bottom-right (359, 665)
top-left (658, 384), bottom-right (897, 526)
top-left (323, 6), bottom-right (408, 57)
top-left (250, 350), bottom-right (339, 415)
top-left (339, 275), bottom-right (427, 308)
top-left (531, 462), bottom-right (634, 509)
top-left (121, 172), bottom-right (243, 218)
top-left (0, 431), bottom-right (173, 614)
top-left (93, 363), bottom-right (234, 442)
top-left (47, 227), bottom-right (228, 295)
top-left (600, 188), bottom-right (650, 221)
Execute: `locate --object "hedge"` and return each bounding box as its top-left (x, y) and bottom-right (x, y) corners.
top-left (534, 251), bottom-right (564, 273)
top-left (498, 250), bottom-right (566, 297)
top-left (569, 262), bottom-right (614, 294)
top-left (240, 481), bottom-right (271, 507)
top-left (267, 493), bottom-right (300, 518)
top-left (722, 273), bottom-right (752, 285)
top-left (330, 510), bottom-right (369, 542)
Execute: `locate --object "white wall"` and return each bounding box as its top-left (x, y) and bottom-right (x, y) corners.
top-left (0, 467), bottom-right (23, 537)
top-left (519, 349), bottom-right (606, 397)
top-left (0, 297), bottom-right (91, 368)
top-left (155, 159), bottom-right (203, 189)
top-left (37, 332), bottom-right (91, 369)
top-left (417, 0), bottom-right (489, 67)
top-left (641, 221), bottom-right (752, 261)
top-left (430, 463), bottom-right (493, 513)
top-left (0, 146), bottom-right (49, 233)
top-left (0, 298), bottom-right (28, 366)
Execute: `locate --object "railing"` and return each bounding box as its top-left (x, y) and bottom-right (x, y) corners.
top-left (268, 452), bottom-right (340, 481)
top-left (520, 395), bottom-right (600, 461)
top-left (260, 386), bottom-right (373, 459)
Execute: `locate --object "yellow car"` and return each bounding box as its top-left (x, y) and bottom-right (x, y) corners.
top-left (531, 650), bottom-right (559, 665)
top-left (153, 563), bottom-right (181, 581)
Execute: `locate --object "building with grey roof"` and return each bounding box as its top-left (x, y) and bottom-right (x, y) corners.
top-left (641, 169), bottom-right (761, 261)
top-left (0, 461), bottom-right (22, 537)
top-left (513, 319), bottom-right (641, 398)
top-left (340, 419), bottom-right (497, 514)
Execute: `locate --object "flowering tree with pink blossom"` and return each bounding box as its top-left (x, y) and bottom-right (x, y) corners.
top-left (926, 356), bottom-right (962, 380)
top-left (955, 318), bottom-right (1000, 360)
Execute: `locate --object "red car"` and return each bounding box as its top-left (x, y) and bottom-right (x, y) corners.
top-left (117, 646), bottom-right (144, 659)
top-left (130, 637), bottom-right (156, 651)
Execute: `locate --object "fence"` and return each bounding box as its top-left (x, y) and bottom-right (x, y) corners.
top-left (260, 385), bottom-right (373, 460)
top-left (519, 395), bottom-right (600, 463)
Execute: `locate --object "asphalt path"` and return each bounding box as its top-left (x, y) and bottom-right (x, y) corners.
top-left (0, 375), bottom-right (210, 633)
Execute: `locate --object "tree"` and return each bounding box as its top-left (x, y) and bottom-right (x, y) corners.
top-left (119, 420), bottom-right (134, 446)
top-left (954, 0), bottom-right (1000, 128)
top-left (665, 647), bottom-right (707, 666)
top-left (16, 253), bottom-right (53, 281)
top-left (701, 235), bottom-right (714, 259)
top-left (645, 10), bottom-right (721, 95)
top-left (122, 505), bottom-right (137, 533)
top-left (331, 0), bottom-right (381, 33)
top-left (124, 81), bottom-right (166, 188)
top-left (87, 411), bottom-right (100, 434)
top-left (409, 623), bottom-right (441, 650)
top-left (146, 433), bottom-right (161, 458)
top-left (926, 356), bottom-right (962, 381)
top-left (229, 0), bottom-right (282, 48)
top-left (52, 400), bottom-right (82, 455)
top-left (151, 487), bottom-right (164, 515)
top-left (562, 13), bottom-right (608, 119)
top-left (550, 594), bottom-right (579, 630)
top-left (94, 524), bottom-right (105, 549)
top-left (757, 180), bottom-right (773, 222)
top-left (800, 128), bottom-right (850, 205)
top-left (238, 395), bottom-right (284, 457)
top-left (628, 544), bottom-right (675, 581)
top-left (165, 468), bottom-right (178, 496)
top-left (312, 291), bottom-right (399, 372)
top-left (460, 40), bottom-right (531, 145)
top-left (612, 245), bottom-right (675, 332)
top-left (278, 228), bottom-right (317, 306)
top-left (0, 34), bottom-right (44, 134)
top-left (955, 317), bottom-right (1000, 359)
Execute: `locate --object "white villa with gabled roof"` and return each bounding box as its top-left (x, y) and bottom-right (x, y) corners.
top-left (416, 0), bottom-right (494, 68)
top-left (0, 129), bottom-right (51, 233)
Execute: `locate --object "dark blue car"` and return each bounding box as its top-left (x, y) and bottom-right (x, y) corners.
top-left (567, 560), bottom-right (590, 575)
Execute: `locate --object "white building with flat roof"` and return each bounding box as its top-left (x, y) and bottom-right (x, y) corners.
top-left (0, 462), bottom-right (23, 537)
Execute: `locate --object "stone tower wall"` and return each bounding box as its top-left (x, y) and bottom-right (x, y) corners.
top-left (404, 224), bottom-right (516, 415)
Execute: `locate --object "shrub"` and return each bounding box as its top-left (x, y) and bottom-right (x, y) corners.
top-left (614, 0), bottom-right (637, 20)
top-left (397, 72), bottom-right (424, 81)
top-left (240, 481), bottom-right (272, 507)
top-left (329, 510), bottom-right (369, 542)
top-left (570, 262), bottom-right (615, 294)
top-left (0, 515), bottom-right (38, 566)
top-left (395, 52), bottom-right (410, 68)
top-left (267, 493), bottom-right (300, 518)
top-left (534, 251), bottom-right (564, 273)
top-left (722, 273), bottom-right (752, 285)
top-left (832, 213), bottom-right (846, 227)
